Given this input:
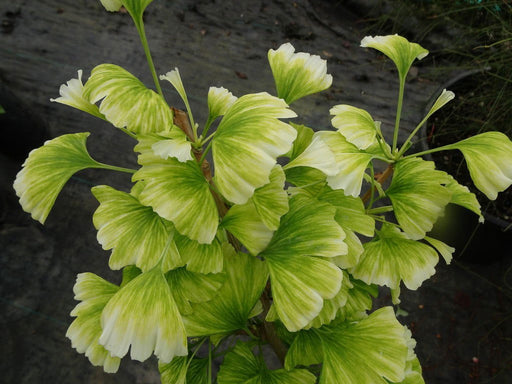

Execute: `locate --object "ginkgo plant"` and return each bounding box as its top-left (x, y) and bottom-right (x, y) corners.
top-left (13, 1), bottom-right (512, 383)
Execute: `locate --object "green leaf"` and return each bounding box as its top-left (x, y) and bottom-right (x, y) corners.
top-left (99, 266), bottom-right (187, 363)
top-left (183, 244), bottom-right (269, 337)
top-left (387, 158), bottom-right (452, 240)
top-left (350, 224), bottom-right (438, 296)
top-left (261, 195), bottom-right (346, 331)
top-left (397, 357), bottom-right (425, 384)
top-left (285, 131), bottom-right (339, 177)
top-left (287, 123), bottom-right (315, 160)
top-left (50, 70), bottom-right (103, 118)
top-left (208, 86), bottom-right (237, 120)
top-left (99, 0), bottom-right (123, 12)
top-left (14, 132), bottom-right (103, 224)
top-left (91, 185), bottom-right (183, 272)
top-left (338, 277), bottom-right (377, 321)
top-left (304, 270), bottom-right (352, 329)
top-left (286, 307), bottom-right (410, 384)
top-left (159, 356), bottom-right (209, 384)
top-left (424, 236), bottom-right (454, 265)
top-left (268, 42), bottom-right (332, 104)
top-left (218, 342), bottom-right (316, 384)
top-left (174, 232), bottom-right (224, 274)
top-left (133, 141), bottom-right (218, 243)
top-left (330, 105), bottom-right (380, 150)
top-left (317, 131), bottom-right (376, 197)
top-left (66, 273), bottom-right (121, 373)
top-left (212, 92), bottom-right (297, 204)
top-left (251, 165), bottom-right (289, 230)
top-left (330, 229), bottom-right (364, 269)
top-left (444, 176), bottom-right (483, 222)
top-left (120, 0), bottom-right (154, 21)
top-left (166, 267), bottom-right (225, 315)
top-left (285, 167), bottom-right (326, 193)
top-left (425, 89), bottom-right (455, 117)
top-left (360, 35), bottom-right (428, 81)
top-left (444, 132), bottom-right (512, 200)
top-left (221, 201), bottom-right (274, 255)
top-left (83, 64), bottom-right (173, 134)
top-left (316, 186), bottom-right (375, 237)
top-left (150, 129), bottom-right (193, 163)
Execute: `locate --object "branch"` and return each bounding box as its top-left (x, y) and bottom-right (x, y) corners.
top-left (362, 164), bottom-right (394, 203)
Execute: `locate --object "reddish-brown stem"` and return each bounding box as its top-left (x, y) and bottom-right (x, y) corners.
top-left (362, 164), bottom-right (394, 204)
top-left (173, 107), bottom-right (286, 364)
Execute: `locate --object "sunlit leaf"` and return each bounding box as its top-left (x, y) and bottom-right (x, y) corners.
top-left (133, 141), bottom-right (218, 243)
top-left (317, 131), bottom-right (376, 197)
top-left (261, 195), bottom-right (346, 331)
top-left (212, 92), bottom-right (297, 204)
top-left (221, 201), bottom-right (274, 255)
top-left (14, 132), bottom-right (103, 224)
top-left (444, 132), bottom-right (512, 200)
top-left (286, 307), bottom-right (409, 384)
top-left (50, 70), bottom-right (102, 118)
top-left (166, 267), bottom-right (225, 315)
top-left (387, 158), bottom-right (452, 240)
top-left (330, 104), bottom-right (380, 150)
top-left (350, 224), bottom-right (438, 297)
top-left (84, 64), bottom-right (173, 134)
top-left (208, 86), bottom-right (237, 120)
top-left (183, 244), bottom-right (268, 337)
top-left (66, 273), bottom-right (120, 373)
top-left (92, 185), bottom-right (183, 272)
top-left (100, 266), bottom-right (187, 363)
top-left (361, 35), bottom-right (428, 81)
top-left (268, 42), bottom-right (332, 104)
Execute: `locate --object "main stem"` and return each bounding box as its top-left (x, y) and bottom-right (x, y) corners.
top-left (135, 17), bottom-right (165, 99)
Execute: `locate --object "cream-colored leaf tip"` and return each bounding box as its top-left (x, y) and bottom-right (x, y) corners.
top-left (268, 42), bottom-right (332, 104)
top-left (360, 34), bottom-right (428, 79)
top-left (50, 70), bottom-right (102, 118)
top-left (100, 0), bottom-right (123, 12)
top-left (208, 86), bottom-right (237, 119)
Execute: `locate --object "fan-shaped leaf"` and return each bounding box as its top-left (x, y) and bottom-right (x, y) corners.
top-left (66, 273), bottom-right (120, 373)
top-left (212, 92), bottom-right (297, 204)
top-left (92, 185), bottom-right (183, 272)
top-left (330, 105), bottom-right (380, 150)
top-left (84, 64), bottom-right (173, 134)
top-left (444, 132), bottom-right (512, 200)
top-left (387, 158), bottom-right (452, 240)
top-left (14, 132), bottom-right (103, 224)
top-left (99, 266), bottom-right (187, 363)
top-left (268, 42), bottom-right (332, 104)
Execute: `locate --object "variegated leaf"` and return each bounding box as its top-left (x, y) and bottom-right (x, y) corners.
top-left (174, 232), bottom-right (224, 274)
top-left (252, 165), bottom-right (289, 230)
top-left (350, 224), bottom-right (439, 295)
top-left (183, 244), bottom-right (268, 337)
top-left (84, 64), bottom-right (173, 134)
top-left (133, 145), bottom-right (218, 243)
top-left (218, 342), bottom-right (316, 384)
top-left (14, 132), bottom-right (103, 224)
top-left (330, 104), bottom-right (379, 149)
top-left (387, 158), bottom-right (452, 240)
top-left (261, 195), bottom-right (346, 331)
top-left (92, 185), bottom-right (183, 272)
top-left (165, 267), bottom-right (226, 315)
top-left (444, 176), bottom-right (483, 222)
top-left (444, 132), bottom-right (512, 200)
top-left (66, 273), bottom-right (120, 373)
top-left (212, 92), bottom-right (297, 204)
top-left (100, 266), bottom-right (187, 363)
top-left (268, 42), bottom-right (332, 104)
top-left (208, 86), bottom-right (237, 120)
top-left (317, 131), bottom-right (376, 197)
top-left (361, 35), bottom-right (428, 81)
top-left (286, 307), bottom-right (410, 384)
